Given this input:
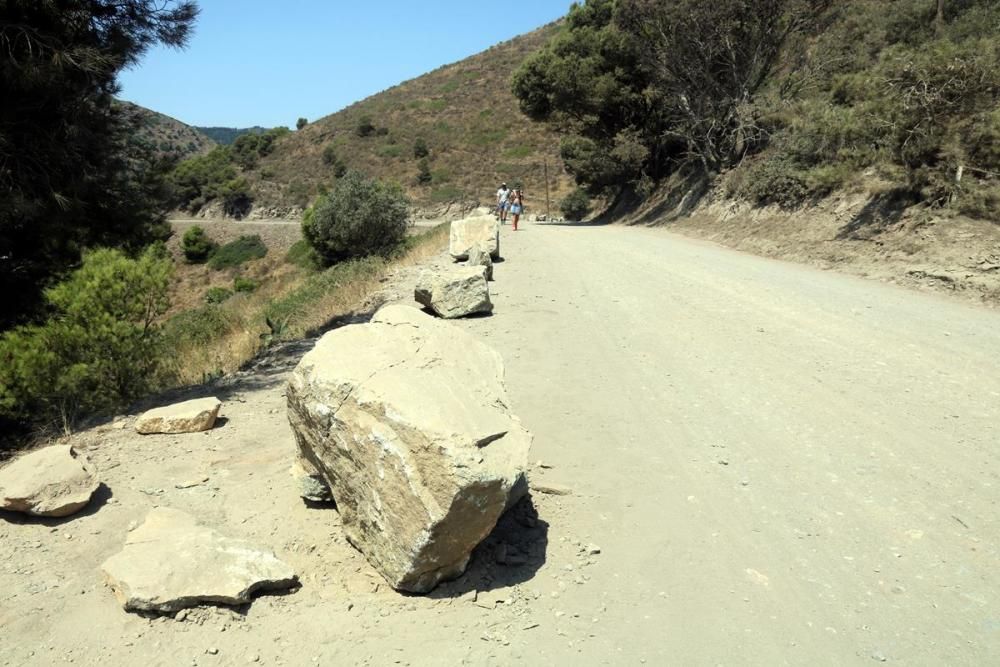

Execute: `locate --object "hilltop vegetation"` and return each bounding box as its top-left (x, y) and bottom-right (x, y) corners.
top-left (118, 101), bottom-right (216, 162)
top-left (514, 0), bottom-right (1000, 221)
top-left (241, 24), bottom-right (573, 212)
top-left (194, 126), bottom-right (271, 145)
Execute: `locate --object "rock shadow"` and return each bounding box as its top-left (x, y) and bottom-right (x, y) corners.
top-left (0, 482), bottom-right (113, 526)
top-left (426, 493), bottom-right (549, 600)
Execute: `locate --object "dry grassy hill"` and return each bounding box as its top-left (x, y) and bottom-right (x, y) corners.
top-left (250, 23), bottom-right (573, 215)
top-left (120, 101), bottom-right (216, 162)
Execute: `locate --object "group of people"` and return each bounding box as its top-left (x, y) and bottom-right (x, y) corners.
top-left (495, 182), bottom-right (524, 231)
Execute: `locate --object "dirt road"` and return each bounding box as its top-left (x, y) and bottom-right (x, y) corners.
top-left (2, 222), bottom-right (999, 665)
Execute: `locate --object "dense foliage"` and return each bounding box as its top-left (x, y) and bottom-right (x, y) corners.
top-left (0, 0), bottom-right (197, 328)
top-left (302, 171), bottom-right (411, 265)
top-left (560, 188), bottom-right (592, 221)
top-left (181, 226), bottom-right (217, 263)
top-left (0, 247), bottom-right (173, 432)
top-left (514, 0), bottom-right (1000, 218)
top-left (208, 235), bottom-right (268, 270)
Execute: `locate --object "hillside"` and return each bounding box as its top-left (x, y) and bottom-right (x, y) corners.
top-left (118, 101), bottom-right (215, 162)
top-left (195, 126), bottom-right (271, 145)
top-left (248, 23), bottom-right (573, 214)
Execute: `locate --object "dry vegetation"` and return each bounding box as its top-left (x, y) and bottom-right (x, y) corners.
top-left (249, 24), bottom-right (575, 213)
top-left (160, 223), bottom-right (449, 386)
top-left (120, 101), bottom-right (216, 162)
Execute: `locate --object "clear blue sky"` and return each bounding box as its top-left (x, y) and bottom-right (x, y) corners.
top-left (118, 0), bottom-right (571, 128)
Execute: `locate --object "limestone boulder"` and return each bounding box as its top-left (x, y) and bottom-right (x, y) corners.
top-left (101, 508), bottom-right (298, 613)
top-left (466, 245), bottom-right (494, 281)
top-left (0, 445), bottom-right (100, 518)
top-left (286, 305), bottom-right (531, 593)
top-left (450, 216), bottom-right (500, 260)
top-left (415, 265), bottom-right (492, 319)
top-left (135, 397), bottom-right (221, 435)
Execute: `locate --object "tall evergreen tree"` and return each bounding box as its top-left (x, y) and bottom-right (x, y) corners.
top-left (0, 0), bottom-right (198, 328)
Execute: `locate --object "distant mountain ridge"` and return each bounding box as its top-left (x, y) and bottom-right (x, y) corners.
top-left (118, 101), bottom-right (215, 162)
top-left (195, 126), bottom-right (271, 145)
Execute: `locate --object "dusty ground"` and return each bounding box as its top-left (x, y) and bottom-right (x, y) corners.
top-left (3, 221), bottom-right (1000, 665)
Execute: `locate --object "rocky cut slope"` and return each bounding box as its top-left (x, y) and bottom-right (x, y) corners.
top-left (247, 23), bottom-right (574, 214)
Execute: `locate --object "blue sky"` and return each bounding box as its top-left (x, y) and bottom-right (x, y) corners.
top-left (118, 0), bottom-right (571, 128)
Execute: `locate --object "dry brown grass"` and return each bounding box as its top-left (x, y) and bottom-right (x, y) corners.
top-left (161, 224), bottom-right (449, 386)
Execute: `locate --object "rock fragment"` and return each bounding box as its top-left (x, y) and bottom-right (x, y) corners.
top-left (0, 445), bottom-right (100, 518)
top-left (135, 397), bottom-right (222, 435)
top-left (465, 244), bottom-right (494, 281)
top-left (286, 305), bottom-right (531, 593)
top-left (415, 265), bottom-right (492, 319)
top-left (449, 216), bottom-right (500, 260)
top-left (100, 508), bottom-right (297, 613)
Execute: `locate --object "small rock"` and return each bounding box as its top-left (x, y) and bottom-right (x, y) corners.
top-left (175, 477), bottom-right (209, 490)
top-left (206, 648), bottom-right (218, 655)
top-left (135, 398), bottom-right (222, 435)
top-left (533, 483), bottom-right (572, 496)
top-left (586, 544), bottom-right (601, 555)
top-left (0, 445), bottom-right (100, 517)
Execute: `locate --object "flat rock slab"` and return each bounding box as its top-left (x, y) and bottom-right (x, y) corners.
top-left (450, 216), bottom-right (500, 260)
top-left (101, 508), bottom-right (297, 613)
top-left (0, 445), bottom-right (100, 518)
top-left (287, 305), bottom-right (531, 593)
top-left (415, 265), bottom-right (493, 319)
top-left (135, 397), bottom-right (222, 435)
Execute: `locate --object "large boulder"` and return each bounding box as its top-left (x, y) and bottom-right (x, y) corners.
top-left (450, 216), bottom-right (500, 260)
top-left (135, 397), bottom-right (221, 435)
top-left (0, 445), bottom-right (100, 518)
top-left (466, 244), bottom-right (494, 281)
top-left (101, 508), bottom-right (298, 613)
top-left (286, 305), bottom-right (531, 593)
top-left (414, 265), bottom-right (492, 319)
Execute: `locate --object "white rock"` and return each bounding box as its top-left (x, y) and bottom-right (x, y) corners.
top-left (0, 445), bottom-right (100, 518)
top-left (450, 216), bottom-right (500, 260)
top-left (101, 508), bottom-right (297, 613)
top-left (286, 305), bottom-right (531, 593)
top-left (135, 397), bottom-right (221, 435)
top-left (415, 265), bottom-right (492, 319)
top-left (465, 245), bottom-right (494, 281)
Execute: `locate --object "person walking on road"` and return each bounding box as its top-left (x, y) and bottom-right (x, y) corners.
top-left (496, 182), bottom-right (510, 224)
top-left (510, 189), bottom-right (524, 231)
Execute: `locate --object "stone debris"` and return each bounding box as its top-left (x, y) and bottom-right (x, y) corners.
top-left (532, 482), bottom-right (573, 496)
top-left (465, 244), bottom-right (494, 281)
top-left (0, 445), bottom-right (100, 518)
top-left (289, 461), bottom-right (332, 503)
top-left (286, 304), bottom-right (531, 593)
top-left (135, 397), bottom-right (222, 435)
top-left (415, 265), bottom-right (493, 319)
top-left (100, 507), bottom-right (298, 613)
top-left (449, 216), bottom-right (500, 260)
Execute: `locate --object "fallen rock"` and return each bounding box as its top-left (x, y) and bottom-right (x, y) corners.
top-left (101, 508), bottom-right (297, 613)
top-left (290, 460), bottom-right (332, 503)
top-left (533, 482), bottom-right (573, 496)
top-left (450, 215), bottom-right (500, 260)
top-left (135, 397), bottom-right (221, 435)
top-left (0, 445), bottom-right (100, 518)
top-left (415, 265), bottom-right (492, 319)
top-left (466, 245), bottom-right (494, 281)
top-left (287, 304), bottom-right (531, 593)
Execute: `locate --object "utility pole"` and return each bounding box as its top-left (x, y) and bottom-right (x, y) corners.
top-left (544, 157), bottom-right (551, 219)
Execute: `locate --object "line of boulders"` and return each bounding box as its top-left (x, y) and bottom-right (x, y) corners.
top-left (285, 214), bottom-right (533, 593)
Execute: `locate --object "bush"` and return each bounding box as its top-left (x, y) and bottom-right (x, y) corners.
top-left (181, 226), bottom-right (217, 263)
top-left (322, 144), bottom-right (348, 177)
top-left (414, 137), bottom-right (430, 158)
top-left (208, 235), bottom-right (268, 270)
top-left (286, 239), bottom-right (321, 271)
top-left (417, 158), bottom-right (433, 185)
top-left (296, 117), bottom-right (308, 130)
top-left (0, 247), bottom-right (172, 431)
top-left (356, 116), bottom-right (376, 138)
top-left (205, 287), bottom-right (233, 304)
top-left (560, 188), bottom-right (592, 220)
top-left (233, 276), bottom-right (259, 293)
top-left (302, 171), bottom-right (410, 265)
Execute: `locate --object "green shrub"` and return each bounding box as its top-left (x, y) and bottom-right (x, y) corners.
top-left (377, 144), bottom-right (403, 159)
top-left (356, 115), bottom-right (376, 138)
top-left (0, 247), bottom-right (172, 431)
top-left (181, 226), bottom-right (217, 263)
top-left (233, 276), bottom-right (259, 293)
top-left (560, 188), bottom-right (591, 220)
top-left (162, 305), bottom-right (233, 348)
top-left (736, 154), bottom-right (809, 207)
top-left (205, 287), bottom-right (233, 304)
top-left (296, 117), bottom-right (308, 130)
top-left (322, 144), bottom-right (348, 177)
top-left (413, 137), bottom-right (430, 158)
top-left (417, 158), bottom-right (433, 185)
top-left (208, 235), bottom-right (268, 270)
top-left (302, 171), bottom-right (410, 265)
top-left (286, 239), bottom-right (322, 271)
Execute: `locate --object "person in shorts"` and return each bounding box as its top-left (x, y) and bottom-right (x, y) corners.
top-left (510, 189), bottom-right (524, 231)
top-left (496, 182), bottom-right (510, 224)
